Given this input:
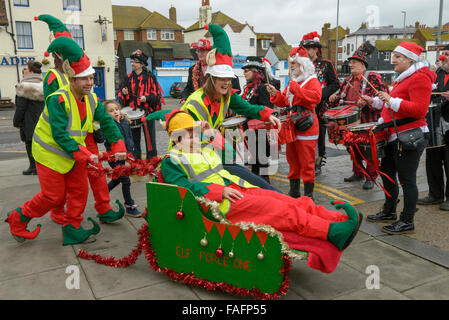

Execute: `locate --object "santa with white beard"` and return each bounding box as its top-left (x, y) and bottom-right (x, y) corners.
top-left (267, 46), bottom-right (322, 199)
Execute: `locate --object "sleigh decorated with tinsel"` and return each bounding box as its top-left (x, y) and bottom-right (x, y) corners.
top-left (78, 153), bottom-right (345, 299)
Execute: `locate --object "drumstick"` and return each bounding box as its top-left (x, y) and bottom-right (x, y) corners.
top-left (431, 92), bottom-right (448, 95)
top-left (361, 74), bottom-right (391, 106)
top-left (345, 81), bottom-right (362, 99)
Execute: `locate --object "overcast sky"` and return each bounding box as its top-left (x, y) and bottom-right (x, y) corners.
top-left (111, 0), bottom-right (448, 46)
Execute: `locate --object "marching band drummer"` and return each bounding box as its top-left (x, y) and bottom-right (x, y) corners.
top-left (301, 31), bottom-right (340, 176)
top-left (266, 46), bottom-right (322, 200)
top-left (361, 41), bottom-right (436, 235)
top-left (418, 44), bottom-right (449, 211)
top-left (180, 24), bottom-right (281, 191)
top-left (117, 49), bottom-right (163, 160)
top-left (329, 42), bottom-right (386, 190)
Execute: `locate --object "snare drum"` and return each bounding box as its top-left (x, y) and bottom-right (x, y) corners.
top-left (220, 116), bottom-right (249, 164)
top-left (345, 122), bottom-right (388, 160)
top-left (426, 103), bottom-right (445, 148)
top-left (324, 105), bottom-right (361, 144)
top-left (122, 107), bottom-right (145, 129)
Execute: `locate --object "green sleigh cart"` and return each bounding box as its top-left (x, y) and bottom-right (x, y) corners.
top-left (79, 171), bottom-right (348, 299)
top-left (145, 182), bottom-right (308, 299)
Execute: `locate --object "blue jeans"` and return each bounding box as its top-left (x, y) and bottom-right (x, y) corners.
top-left (223, 163), bottom-right (282, 193)
top-left (108, 161), bottom-right (134, 206)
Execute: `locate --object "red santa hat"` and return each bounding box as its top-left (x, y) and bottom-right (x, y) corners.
top-left (191, 38), bottom-right (212, 51)
top-left (289, 46), bottom-right (309, 63)
top-left (393, 41), bottom-right (423, 62)
top-left (300, 31), bottom-right (322, 48)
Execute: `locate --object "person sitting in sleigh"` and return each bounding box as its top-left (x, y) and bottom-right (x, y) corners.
top-left (155, 109), bottom-right (363, 251)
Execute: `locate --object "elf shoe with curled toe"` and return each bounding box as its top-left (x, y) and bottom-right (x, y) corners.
top-left (98, 200), bottom-right (125, 223)
top-left (5, 207), bottom-right (41, 243)
top-left (62, 218), bottom-right (100, 246)
top-left (327, 200), bottom-right (362, 250)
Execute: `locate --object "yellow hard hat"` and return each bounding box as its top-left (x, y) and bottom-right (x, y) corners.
top-left (167, 110), bottom-right (198, 135)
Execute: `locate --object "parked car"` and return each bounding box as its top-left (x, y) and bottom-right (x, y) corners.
top-left (170, 82), bottom-right (187, 98)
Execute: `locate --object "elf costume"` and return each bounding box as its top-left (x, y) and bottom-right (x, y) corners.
top-left (36, 14), bottom-right (124, 224)
top-left (270, 46), bottom-right (322, 199)
top-left (181, 24), bottom-right (275, 133)
top-left (5, 37), bottom-right (127, 245)
top-left (159, 109), bottom-right (362, 251)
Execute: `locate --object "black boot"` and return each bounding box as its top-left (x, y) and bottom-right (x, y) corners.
top-left (304, 183), bottom-right (314, 199)
top-left (366, 199), bottom-right (400, 222)
top-left (288, 179), bottom-right (301, 198)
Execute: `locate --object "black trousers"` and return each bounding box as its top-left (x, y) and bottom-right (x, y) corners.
top-left (380, 136), bottom-right (427, 223)
top-left (425, 145), bottom-right (449, 200)
top-left (131, 119), bottom-right (157, 160)
top-left (317, 118), bottom-right (327, 157)
top-left (25, 140), bottom-right (36, 169)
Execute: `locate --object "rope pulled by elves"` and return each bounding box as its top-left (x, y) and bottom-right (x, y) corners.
top-left (87, 152), bottom-right (162, 181)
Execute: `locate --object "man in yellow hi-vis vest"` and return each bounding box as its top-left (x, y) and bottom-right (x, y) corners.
top-left (36, 13), bottom-right (125, 226)
top-left (5, 37), bottom-right (127, 246)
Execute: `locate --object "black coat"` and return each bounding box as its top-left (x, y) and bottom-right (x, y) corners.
top-left (13, 75), bottom-right (44, 142)
top-left (104, 118), bottom-right (135, 153)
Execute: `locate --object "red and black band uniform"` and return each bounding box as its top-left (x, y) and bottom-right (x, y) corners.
top-left (117, 69), bottom-right (162, 159)
top-left (333, 72), bottom-right (386, 181)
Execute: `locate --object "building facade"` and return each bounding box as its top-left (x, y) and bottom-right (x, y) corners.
top-left (341, 23), bottom-right (417, 63)
top-left (0, 0), bottom-right (116, 100)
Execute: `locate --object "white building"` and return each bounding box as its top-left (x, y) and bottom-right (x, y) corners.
top-left (341, 25), bottom-right (416, 62)
top-left (0, 0), bottom-right (115, 100)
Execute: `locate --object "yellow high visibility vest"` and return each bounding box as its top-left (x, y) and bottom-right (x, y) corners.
top-left (168, 145), bottom-right (256, 214)
top-left (181, 89), bottom-right (230, 129)
top-left (45, 68), bottom-right (69, 89)
top-left (32, 85), bottom-right (97, 174)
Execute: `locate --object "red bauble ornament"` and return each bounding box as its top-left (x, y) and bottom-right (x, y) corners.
top-left (215, 248), bottom-right (224, 258)
top-left (176, 211), bottom-right (184, 220)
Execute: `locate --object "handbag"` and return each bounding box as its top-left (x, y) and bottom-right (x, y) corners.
top-left (390, 110), bottom-right (424, 151)
top-left (290, 106), bottom-right (314, 132)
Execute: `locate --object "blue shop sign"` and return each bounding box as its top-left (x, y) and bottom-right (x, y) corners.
top-left (1, 56), bottom-right (36, 66)
top-left (162, 59), bottom-right (196, 68)
top-left (233, 55), bottom-right (247, 68)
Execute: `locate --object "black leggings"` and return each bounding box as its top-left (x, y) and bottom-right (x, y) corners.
top-left (380, 136), bottom-right (427, 223)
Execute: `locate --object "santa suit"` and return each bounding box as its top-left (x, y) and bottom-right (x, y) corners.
top-left (270, 75), bottom-right (322, 183)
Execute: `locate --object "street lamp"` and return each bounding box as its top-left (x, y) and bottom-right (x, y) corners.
top-left (401, 11), bottom-right (406, 38)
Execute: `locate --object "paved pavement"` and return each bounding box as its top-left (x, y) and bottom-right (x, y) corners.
top-left (1, 99), bottom-right (449, 303)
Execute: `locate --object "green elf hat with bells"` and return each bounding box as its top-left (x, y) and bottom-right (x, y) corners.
top-left (44, 36), bottom-right (94, 78)
top-left (34, 14), bottom-right (72, 39)
top-left (204, 24), bottom-right (235, 78)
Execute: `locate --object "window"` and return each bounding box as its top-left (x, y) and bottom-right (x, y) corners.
top-left (63, 0), bottom-right (81, 11)
top-left (262, 39), bottom-right (271, 50)
top-left (338, 53), bottom-right (342, 61)
top-left (384, 51), bottom-right (391, 62)
top-left (124, 30), bottom-right (134, 41)
top-left (16, 21), bottom-right (33, 49)
top-left (249, 38), bottom-right (255, 47)
top-left (67, 24), bottom-right (85, 49)
top-left (14, 0), bottom-right (29, 6)
top-left (147, 29), bottom-right (157, 40)
top-left (161, 30), bottom-right (174, 41)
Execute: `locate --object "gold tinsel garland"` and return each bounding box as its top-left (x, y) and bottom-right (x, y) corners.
top-left (195, 196), bottom-right (308, 261)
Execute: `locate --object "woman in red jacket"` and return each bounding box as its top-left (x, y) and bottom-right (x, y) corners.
top-left (267, 46), bottom-right (322, 199)
top-left (360, 41), bottom-right (436, 234)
